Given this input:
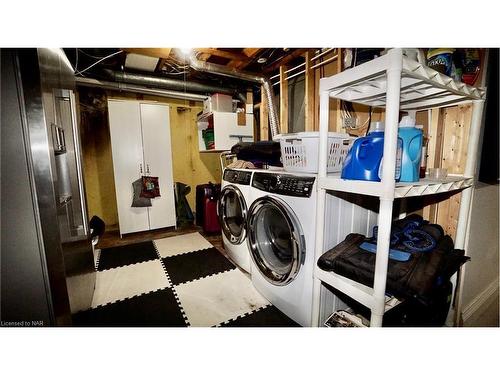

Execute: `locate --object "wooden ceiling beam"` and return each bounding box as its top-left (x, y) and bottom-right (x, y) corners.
top-left (263, 48), bottom-right (313, 74)
top-left (228, 48), bottom-right (264, 69)
top-left (197, 52), bottom-right (211, 61)
top-left (122, 48), bottom-right (172, 59)
top-left (242, 48), bottom-right (262, 57)
top-left (194, 48), bottom-right (251, 63)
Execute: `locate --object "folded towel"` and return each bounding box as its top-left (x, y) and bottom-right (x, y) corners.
top-left (227, 159), bottom-right (256, 169)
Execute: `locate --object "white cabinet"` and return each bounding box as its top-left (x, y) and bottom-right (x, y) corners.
top-left (197, 111), bottom-right (254, 152)
top-left (108, 99), bottom-right (176, 235)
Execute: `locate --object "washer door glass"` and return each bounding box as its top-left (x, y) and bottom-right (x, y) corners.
top-left (248, 197), bottom-right (304, 285)
top-left (218, 186), bottom-right (247, 244)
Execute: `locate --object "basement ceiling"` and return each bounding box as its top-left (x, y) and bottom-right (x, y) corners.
top-left (64, 47), bottom-right (322, 98)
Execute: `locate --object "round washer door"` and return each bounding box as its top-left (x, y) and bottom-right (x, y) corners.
top-left (218, 185), bottom-right (248, 245)
top-left (247, 196), bottom-right (305, 286)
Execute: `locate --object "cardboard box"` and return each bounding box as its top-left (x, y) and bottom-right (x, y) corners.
top-left (203, 93), bottom-right (233, 113)
top-left (237, 108), bottom-right (246, 126)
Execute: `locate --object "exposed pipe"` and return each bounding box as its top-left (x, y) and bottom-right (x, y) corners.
top-left (75, 77), bottom-right (209, 102)
top-left (102, 69), bottom-right (245, 101)
top-left (186, 51), bottom-right (280, 139)
top-left (236, 92), bottom-right (247, 103)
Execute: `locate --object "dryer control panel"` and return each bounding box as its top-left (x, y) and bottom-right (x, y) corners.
top-left (252, 172), bottom-right (315, 198)
top-left (223, 169), bottom-right (252, 185)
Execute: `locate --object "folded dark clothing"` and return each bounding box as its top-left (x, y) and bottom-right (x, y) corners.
top-left (317, 233), bottom-right (469, 304)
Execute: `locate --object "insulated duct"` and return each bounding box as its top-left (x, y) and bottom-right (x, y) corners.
top-left (186, 52), bottom-right (280, 139)
top-left (75, 77), bottom-right (208, 102)
top-left (102, 69), bottom-right (245, 102)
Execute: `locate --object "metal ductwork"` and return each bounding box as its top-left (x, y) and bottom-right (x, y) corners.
top-left (186, 52), bottom-right (280, 139)
top-left (76, 77), bottom-right (209, 102)
top-left (102, 69), bottom-right (246, 102)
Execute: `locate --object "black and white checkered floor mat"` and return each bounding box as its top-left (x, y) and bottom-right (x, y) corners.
top-left (72, 232), bottom-right (299, 327)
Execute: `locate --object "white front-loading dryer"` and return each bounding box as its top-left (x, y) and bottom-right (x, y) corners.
top-left (246, 170), bottom-right (378, 326)
top-left (218, 168), bottom-right (254, 274)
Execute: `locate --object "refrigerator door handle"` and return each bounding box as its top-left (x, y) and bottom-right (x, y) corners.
top-left (69, 91), bottom-right (89, 236)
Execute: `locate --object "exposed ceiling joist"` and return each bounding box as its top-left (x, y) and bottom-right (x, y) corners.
top-left (194, 48), bottom-right (251, 63)
top-left (227, 48), bottom-right (263, 69)
top-left (263, 48), bottom-right (313, 74)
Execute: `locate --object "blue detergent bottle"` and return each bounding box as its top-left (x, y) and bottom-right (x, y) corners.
top-left (341, 122), bottom-right (402, 182)
top-left (398, 116), bottom-right (423, 182)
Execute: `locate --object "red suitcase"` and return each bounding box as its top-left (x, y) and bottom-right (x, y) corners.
top-left (203, 195), bottom-right (221, 234)
top-left (196, 182), bottom-right (220, 227)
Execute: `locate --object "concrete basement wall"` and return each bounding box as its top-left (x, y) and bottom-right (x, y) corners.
top-left (77, 88), bottom-right (221, 230)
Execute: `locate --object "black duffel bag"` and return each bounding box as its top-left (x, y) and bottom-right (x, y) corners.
top-left (317, 232), bottom-right (469, 305)
top-left (230, 141), bottom-right (282, 167)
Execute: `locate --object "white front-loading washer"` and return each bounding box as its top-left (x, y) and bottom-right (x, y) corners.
top-left (218, 168), bottom-right (254, 274)
top-left (246, 170), bottom-right (378, 326)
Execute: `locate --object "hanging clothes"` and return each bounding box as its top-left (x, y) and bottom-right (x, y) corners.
top-left (140, 176), bottom-right (161, 198)
top-left (131, 178), bottom-right (152, 207)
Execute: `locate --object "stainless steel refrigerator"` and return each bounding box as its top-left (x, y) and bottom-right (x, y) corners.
top-left (1, 48), bottom-right (95, 326)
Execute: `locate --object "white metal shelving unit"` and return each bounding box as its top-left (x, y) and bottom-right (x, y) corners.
top-left (312, 48), bottom-right (486, 327)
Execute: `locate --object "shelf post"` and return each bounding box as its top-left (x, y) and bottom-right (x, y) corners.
top-left (370, 48), bottom-right (403, 327)
top-left (311, 89), bottom-right (331, 327)
top-left (452, 99), bottom-right (486, 326)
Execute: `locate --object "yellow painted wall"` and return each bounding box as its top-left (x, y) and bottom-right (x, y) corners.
top-left (78, 88), bottom-right (222, 230)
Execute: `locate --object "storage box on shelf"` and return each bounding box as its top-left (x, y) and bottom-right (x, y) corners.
top-left (312, 48), bottom-right (486, 327)
top-left (203, 93), bottom-right (233, 113)
top-left (197, 110), bottom-right (254, 152)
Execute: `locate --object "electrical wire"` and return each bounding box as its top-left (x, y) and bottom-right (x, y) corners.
top-left (365, 106), bottom-right (373, 135)
top-left (75, 48), bottom-right (79, 72)
top-left (78, 48), bottom-right (118, 59)
top-left (75, 50), bottom-right (123, 76)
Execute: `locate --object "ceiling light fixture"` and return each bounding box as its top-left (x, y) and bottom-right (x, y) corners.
top-left (257, 57), bottom-right (267, 64)
top-left (179, 48), bottom-right (192, 56)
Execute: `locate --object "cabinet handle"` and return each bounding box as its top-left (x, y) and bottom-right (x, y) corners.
top-left (139, 163), bottom-right (143, 174)
top-left (146, 164), bottom-right (150, 174)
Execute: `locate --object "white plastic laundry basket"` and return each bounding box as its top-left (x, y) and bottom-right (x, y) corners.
top-left (275, 132), bottom-right (353, 173)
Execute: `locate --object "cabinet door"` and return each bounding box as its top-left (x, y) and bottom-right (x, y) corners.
top-left (108, 100), bottom-right (149, 234)
top-left (140, 103), bottom-right (176, 230)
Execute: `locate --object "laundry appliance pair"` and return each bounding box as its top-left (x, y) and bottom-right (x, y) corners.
top-left (218, 168), bottom-right (377, 326)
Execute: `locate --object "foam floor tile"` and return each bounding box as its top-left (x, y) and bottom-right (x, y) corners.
top-left (175, 269), bottom-right (269, 327)
top-left (162, 247), bottom-right (236, 286)
top-left (97, 241), bottom-right (158, 271)
top-left (73, 288), bottom-right (187, 327)
top-left (92, 259), bottom-right (170, 307)
top-left (220, 305), bottom-right (300, 327)
top-left (154, 232), bottom-right (213, 258)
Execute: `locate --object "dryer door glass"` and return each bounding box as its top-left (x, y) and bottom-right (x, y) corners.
top-left (218, 186), bottom-right (247, 245)
top-left (248, 197), bottom-right (304, 286)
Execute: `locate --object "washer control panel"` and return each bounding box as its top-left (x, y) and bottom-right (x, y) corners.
top-left (223, 169), bottom-right (252, 185)
top-left (252, 172), bottom-right (315, 198)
